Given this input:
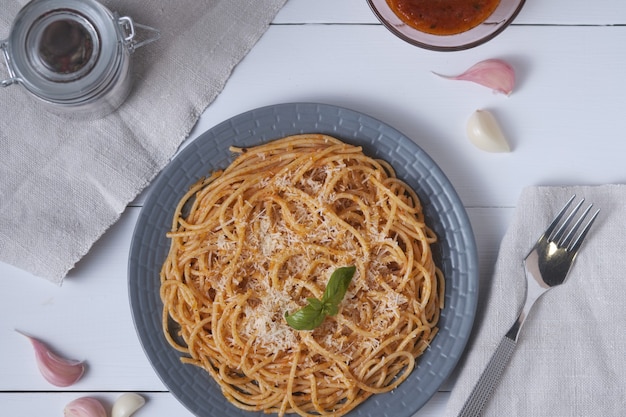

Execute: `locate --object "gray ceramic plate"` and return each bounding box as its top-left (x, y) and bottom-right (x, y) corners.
top-left (129, 102), bottom-right (478, 417)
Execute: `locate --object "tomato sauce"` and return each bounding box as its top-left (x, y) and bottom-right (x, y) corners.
top-left (387, 0), bottom-right (501, 35)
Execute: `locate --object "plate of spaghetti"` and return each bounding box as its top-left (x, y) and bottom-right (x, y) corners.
top-left (129, 103), bottom-right (478, 417)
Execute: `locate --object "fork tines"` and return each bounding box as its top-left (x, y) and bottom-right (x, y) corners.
top-left (547, 195), bottom-right (600, 253)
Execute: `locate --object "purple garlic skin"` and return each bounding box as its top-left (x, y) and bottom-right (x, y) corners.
top-left (64, 397), bottom-right (107, 417)
top-left (18, 330), bottom-right (85, 387)
top-left (435, 59), bottom-right (515, 95)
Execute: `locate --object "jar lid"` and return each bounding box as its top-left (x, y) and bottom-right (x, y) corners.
top-left (6, 0), bottom-right (125, 104)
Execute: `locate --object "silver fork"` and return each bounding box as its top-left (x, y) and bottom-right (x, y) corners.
top-left (458, 195), bottom-right (600, 417)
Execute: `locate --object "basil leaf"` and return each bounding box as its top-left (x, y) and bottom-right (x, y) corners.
top-left (323, 302), bottom-right (339, 317)
top-left (284, 303), bottom-right (325, 330)
top-left (284, 266), bottom-right (356, 331)
top-left (307, 297), bottom-right (324, 310)
top-left (321, 265), bottom-right (356, 311)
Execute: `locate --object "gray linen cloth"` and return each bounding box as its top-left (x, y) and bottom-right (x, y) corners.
top-left (0, 0), bottom-right (286, 284)
top-left (445, 185), bottom-right (626, 416)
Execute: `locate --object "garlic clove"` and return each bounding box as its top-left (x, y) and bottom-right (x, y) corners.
top-left (466, 110), bottom-right (511, 153)
top-left (64, 397), bottom-right (107, 417)
top-left (434, 59), bottom-right (515, 95)
top-left (17, 330), bottom-right (85, 387)
top-left (112, 393), bottom-right (146, 417)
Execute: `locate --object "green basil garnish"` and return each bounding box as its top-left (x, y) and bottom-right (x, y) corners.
top-left (285, 266), bottom-right (356, 331)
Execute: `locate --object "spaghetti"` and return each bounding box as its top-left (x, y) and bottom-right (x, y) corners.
top-left (160, 134), bottom-right (444, 416)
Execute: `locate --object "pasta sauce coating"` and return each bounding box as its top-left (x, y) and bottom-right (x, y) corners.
top-left (160, 134), bottom-right (444, 417)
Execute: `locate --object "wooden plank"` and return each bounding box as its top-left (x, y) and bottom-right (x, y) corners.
top-left (190, 24), bottom-right (626, 207)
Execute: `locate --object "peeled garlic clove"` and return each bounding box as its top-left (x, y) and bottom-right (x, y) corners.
top-left (64, 397), bottom-right (106, 417)
top-left (112, 393), bottom-right (146, 417)
top-left (18, 330), bottom-right (85, 387)
top-left (466, 110), bottom-right (511, 153)
top-left (435, 59), bottom-right (515, 95)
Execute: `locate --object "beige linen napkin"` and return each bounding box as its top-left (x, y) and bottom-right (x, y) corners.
top-left (0, 0), bottom-right (286, 284)
top-left (445, 185), bottom-right (626, 416)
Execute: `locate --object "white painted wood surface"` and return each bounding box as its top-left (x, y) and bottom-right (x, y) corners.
top-left (1, 0), bottom-right (625, 416)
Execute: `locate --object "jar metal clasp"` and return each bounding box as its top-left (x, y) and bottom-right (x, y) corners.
top-left (1, 39), bottom-right (19, 87)
top-left (117, 16), bottom-right (160, 53)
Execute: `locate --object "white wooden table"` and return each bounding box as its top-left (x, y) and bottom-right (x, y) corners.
top-left (3, 0), bottom-right (626, 415)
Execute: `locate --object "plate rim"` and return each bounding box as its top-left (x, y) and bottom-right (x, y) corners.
top-left (128, 102), bottom-right (478, 417)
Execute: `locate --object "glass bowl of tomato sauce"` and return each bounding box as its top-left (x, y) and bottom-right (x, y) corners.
top-left (367, 0), bottom-right (525, 51)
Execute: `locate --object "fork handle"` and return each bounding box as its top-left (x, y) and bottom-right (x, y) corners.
top-left (457, 333), bottom-right (517, 417)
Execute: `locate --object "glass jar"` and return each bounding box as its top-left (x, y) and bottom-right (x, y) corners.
top-left (1, 0), bottom-right (159, 119)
